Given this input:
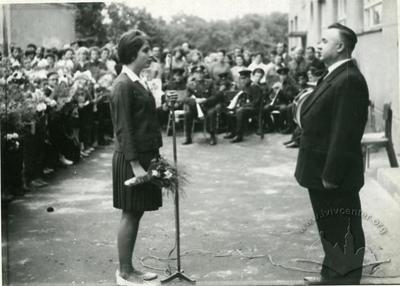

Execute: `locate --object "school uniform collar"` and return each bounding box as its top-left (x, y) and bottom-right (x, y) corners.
top-left (122, 65), bottom-right (150, 91)
top-left (122, 65), bottom-right (140, 82)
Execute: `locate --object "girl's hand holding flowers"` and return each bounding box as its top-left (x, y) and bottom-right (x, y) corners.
top-left (124, 157), bottom-right (186, 196)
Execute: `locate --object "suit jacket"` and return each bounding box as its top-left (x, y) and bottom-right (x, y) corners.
top-left (238, 84), bottom-right (263, 110)
top-left (273, 79), bottom-right (299, 106)
top-left (110, 73), bottom-right (162, 161)
top-left (186, 79), bottom-right (220, 108)
top-left (295, 60), bottom-right (369, 191)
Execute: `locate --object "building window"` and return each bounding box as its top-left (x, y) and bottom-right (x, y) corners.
top-left (364, 0), bottom-right (382, 30)
top-left (294, 16), bottom-right (298, 31)
top-left (290, 20), bottom-right (294, 32)
top-left (337, 0), bottom-right (347, 24)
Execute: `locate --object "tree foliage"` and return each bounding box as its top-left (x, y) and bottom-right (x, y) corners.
top-left (73, 2), bottom-right (108, 45)
top-left (74, 2), bottom-right (288, 54)
top-left (104, 2), bottom-right (166, 47)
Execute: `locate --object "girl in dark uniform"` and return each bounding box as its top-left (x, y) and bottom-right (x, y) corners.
top-left (110, 30), bottom-right (163, 285)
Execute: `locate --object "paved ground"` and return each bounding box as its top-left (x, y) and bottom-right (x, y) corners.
top-left (2, 132), bottom-right (400, 285)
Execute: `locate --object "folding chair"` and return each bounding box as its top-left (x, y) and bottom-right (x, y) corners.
top-left (362, 103), bottom-right (399, 170)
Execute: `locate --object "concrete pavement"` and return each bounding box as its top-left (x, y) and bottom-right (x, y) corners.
top-left (2, 133), bottom-right (400, 285)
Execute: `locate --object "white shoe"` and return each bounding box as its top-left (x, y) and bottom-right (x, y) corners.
top-left (59, 155), bottom-right (73, 166)
top-left (43, 168), bottom-right (54, 175)
top-left (80, 151), bottom-right (90, 157)
top-left (116, 270), bottom-right (160, 286)
top-left (133, 269), bottom-right (158, 281)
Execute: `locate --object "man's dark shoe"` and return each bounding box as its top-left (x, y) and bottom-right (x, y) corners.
top-left (223, 133), bottom-right (235, 139)
top-left (286, 141), bottom-right (299, 148)
top-left (230, 136), bottom-right (243, 143)
top-left (182, 138), bottom-right (192, 145)
top-left (283, 139), bottom-right (293, 145)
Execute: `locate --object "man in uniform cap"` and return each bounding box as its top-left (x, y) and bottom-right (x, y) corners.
top-left (182, 65), bottom-right (221, 145)
top-left (158, 67), bottom-right (187, 129)
top-left (262, 66), bottom-right (299, 133)
top-left (224, 69), bottom-right (262, 143)
top-left (215, 71), bottom-right (232, 93)
top-left (296, 23), bottom-right (369, 285)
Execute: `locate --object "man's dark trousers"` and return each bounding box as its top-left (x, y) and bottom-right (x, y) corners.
top-left (308, 187), bottom-right (365, 282)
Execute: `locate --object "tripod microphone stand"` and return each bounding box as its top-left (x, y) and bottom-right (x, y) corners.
top-left (161, 90), bottom-right (195, 284)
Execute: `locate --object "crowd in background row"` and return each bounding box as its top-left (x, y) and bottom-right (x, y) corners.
top-left (0, 38), bottom-right (327, 202)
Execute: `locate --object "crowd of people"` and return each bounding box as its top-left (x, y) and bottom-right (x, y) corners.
top-left (0, 38), bottom-right (326, 202)
top-left (1, 42), bottom-right (117, 201)
top-left (150, 42), bottom-right (326, 145)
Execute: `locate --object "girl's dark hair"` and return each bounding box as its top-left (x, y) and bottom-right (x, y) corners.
top-left (117, 30), bottom-right (148, 65)
top-left (63, 48), bottom-right (74, 56)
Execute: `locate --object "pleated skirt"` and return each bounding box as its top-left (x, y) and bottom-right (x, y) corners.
top-left (112, 150), bottom-right (162, 211)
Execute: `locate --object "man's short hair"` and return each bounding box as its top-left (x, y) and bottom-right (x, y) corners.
top-left (217, 49), bottom-right (226, 56)
top-left (296, 71), bottom-right (308, 81)
top-left (90, 46), bottom-right (101, 54)
top-left (234, 47), bottom-right (243, 53)
top-left (27, 43), bottom-right (37, 50)
top-left (328, 23), bottom-right (358, 53)
top-left (25, 50), bottom-right (35, 57)
top-left (235, 54), bottom-right (244, 60)
top-left (47, 70), bottom-right (58, 79)
top-left (45, 53), bottom-right (55, 61)
top-left (306, 46), bottom-right (315, 53)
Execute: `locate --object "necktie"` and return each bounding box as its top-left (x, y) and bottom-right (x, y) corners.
top-left (317, 70), bottom-right (329, 86)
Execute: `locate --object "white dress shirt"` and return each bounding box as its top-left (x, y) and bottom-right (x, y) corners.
top-left (324, 58), bottom-right (352, 79)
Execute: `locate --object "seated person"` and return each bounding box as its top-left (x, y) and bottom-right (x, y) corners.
top-left (284, 68), bottom-right (325, 148)
top-left (182, 65), bottom-right (221, 146)
top-left (214, 72), bottom-right (235, 133)
top-left (224, 69), bottom-right (263, 143)
top-left (214, 71), bottom-right (233, 92)
top-left (280, 71), bottom-right (309, 135)
top-left (262, 67), bottom-right (299, 133)
top-left (252, 68), bottom-right (273, 134)
top-left (159, 67), bottom-right (187, 129)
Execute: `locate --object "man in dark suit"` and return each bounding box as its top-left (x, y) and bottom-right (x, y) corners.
top-left (295, 23), bottom-right (369, 285)
top-left (263, 67), bottom-right (299, 133)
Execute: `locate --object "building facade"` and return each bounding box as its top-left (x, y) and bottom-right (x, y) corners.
top-left (1, 3), bottom-right (76, 50)
top-left (288, 0), bottom-right (400, 151)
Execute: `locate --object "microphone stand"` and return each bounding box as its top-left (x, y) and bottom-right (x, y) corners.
top-left (161, 55), bottom-right (195, 284)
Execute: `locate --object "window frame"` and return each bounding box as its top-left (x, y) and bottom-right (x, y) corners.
top-left (337, 0), bottom-right (347, 25)
top-left (363, 0), bottom-right (383, 30)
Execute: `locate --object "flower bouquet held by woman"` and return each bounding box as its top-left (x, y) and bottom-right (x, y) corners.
top-left (124, 156), bottom-right (187, 196)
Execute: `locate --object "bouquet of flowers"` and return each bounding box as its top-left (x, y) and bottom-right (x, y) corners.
top-left (3, 132), bottom-right (20, 151)
top-left (124, 157), bottom-right (187, 195)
